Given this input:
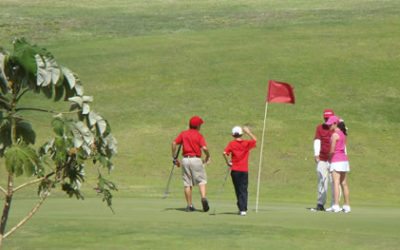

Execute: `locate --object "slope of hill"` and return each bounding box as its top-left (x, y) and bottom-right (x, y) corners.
top-left (0, 0), bottom-right (399, 206)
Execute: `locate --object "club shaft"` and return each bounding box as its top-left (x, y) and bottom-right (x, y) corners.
top-left (163, 144), bottom-right (182, 198)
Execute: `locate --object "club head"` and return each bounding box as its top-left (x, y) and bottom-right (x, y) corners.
top-left (162, 192), bottom-right (169, 199)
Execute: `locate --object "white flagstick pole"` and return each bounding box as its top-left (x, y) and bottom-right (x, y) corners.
top-left (255, 101), bottom-right (269, 213)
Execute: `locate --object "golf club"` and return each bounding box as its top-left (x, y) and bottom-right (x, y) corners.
top-left (210, 166), bottom-right (231, 215)
top-left (162, 144), bottom-right (181, 199)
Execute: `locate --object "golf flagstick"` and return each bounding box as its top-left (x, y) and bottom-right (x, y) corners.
top-left (255, 80), bottom-right (295, 212)
top-left (162, 144), bottom-right (182, 199)
top-left (211, 166), bottom-right (231, 215)
top-left (255, 102), bottom-right (269, 213)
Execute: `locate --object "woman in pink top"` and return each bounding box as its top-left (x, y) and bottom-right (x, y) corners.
top-left (325, 116), bottom-right (351, 213)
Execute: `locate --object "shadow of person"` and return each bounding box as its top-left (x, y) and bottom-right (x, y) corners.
top-left (163, 208), bottom-right (202, 212)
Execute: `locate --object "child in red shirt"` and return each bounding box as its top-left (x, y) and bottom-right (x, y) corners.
top-left (223, 126), bottom-right (257, 216)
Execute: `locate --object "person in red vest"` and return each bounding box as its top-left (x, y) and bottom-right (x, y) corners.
top-left (312, 109), bottom-right (335, 211)
top-left (172, 116), bottom-right (211, 212)
top-left (223, 126), bottom-right (257, 216)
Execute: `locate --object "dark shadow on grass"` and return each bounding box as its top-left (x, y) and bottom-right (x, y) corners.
top-left (209, 212), bottom-right (238, 216)
top-left (163, 208), bottom-right (203, 213)
top-left (306, 207), bottom-right (327, 212)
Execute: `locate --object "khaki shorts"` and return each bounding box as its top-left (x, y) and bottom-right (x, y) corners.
top-left (181, 157), bottom-right (207, 187)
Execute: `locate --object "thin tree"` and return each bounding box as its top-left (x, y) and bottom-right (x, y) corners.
top-left (0, 38), bottom-right (118, 247)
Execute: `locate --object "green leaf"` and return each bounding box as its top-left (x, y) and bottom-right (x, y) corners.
top-left (4, 144), bottom-right (43, 177)
top-left (16, 120), bottom-right (36, 144)
top-left (0, 95), bottom-right (11, 111)
top-left (0, 118), bottom-right (12, 155)
top-left (0, 53), bottom-right (9, 94)
top-left (41, 84), bottom-right (53, 99)
top-left (68, 96), bottom-right (83, 107)
top-left (82, 103), bottom-right (90, 115)
top-left (88, 112), bottom-right (108, 135)
top-left (0, 118), bottom-right (36, 148)
top-left (51, 117), bottom-right (65, 136)
top-left (54, 83), bottom-right (64, 101)
top-left (104, 134), bottom-right (118, 156)
top-left (44, 56), bottom-right (61, 85)
top-left (61, 66), bottom-right (75, 89)
top-left (74, 83), bottom-right (84, 96)
top-left (35, 54), bottom-right (51, 87)
top-left (38, 178), bottom-right (55, 196)
top-left (96, 174), bottom-right (117, 210)
top-left (63, 84), bottom-right (75, 100)
top-left (62, 182), bottom-right (84, 200)
top-left (12, 38), bottom-right (39, 74)
top-left (72, 121), bottom-right (94, 152)
top-left (68, 96), bottom-right (93, 115)
top-left (35, 54), bottom-right (61, 87)
top-left (61, 67), bottom-right (79, 100)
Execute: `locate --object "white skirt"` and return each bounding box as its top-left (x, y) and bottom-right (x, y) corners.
top-left (330, 161), bottom-right (350, 172)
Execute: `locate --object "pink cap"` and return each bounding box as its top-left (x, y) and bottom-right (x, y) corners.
top-left (189, 116), bottom-right (204, 127)
top-left (323, 109), bottom-right (335, 118)
top-left (325, 115), bottom-right (339, 126)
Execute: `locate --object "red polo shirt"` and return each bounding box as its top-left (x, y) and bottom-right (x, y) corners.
top-left (174, 129), bottom-right (207, 157)
top-left (314, 124), bottom-right (333, 161)
top-left (224, 139), bottom-right (256, 172)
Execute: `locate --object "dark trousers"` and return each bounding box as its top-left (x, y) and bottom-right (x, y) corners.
top-left (231, 170), bottom-right (248, 212)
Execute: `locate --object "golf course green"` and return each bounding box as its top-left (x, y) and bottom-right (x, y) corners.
top-left (0, 0), bottom-right (399, 249)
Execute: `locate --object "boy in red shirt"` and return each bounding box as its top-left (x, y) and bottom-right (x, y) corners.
top-left (223, 126), bottom-right (257, 216)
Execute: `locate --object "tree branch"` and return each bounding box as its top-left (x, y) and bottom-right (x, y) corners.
top-left (13, 178), bottom-right (44, 193)
top-left (0, 97), bottom-right (11, 111)
top-left (0, 186), bottom-right (6, 195)
top-left (15, 88), bottom-right (30, 102)
top-left (15, 107), bottom-right (80, 115)
top-left (3, 192), bottom-right (49, 239)
top-left (13, 172), bottom-right (55, 193)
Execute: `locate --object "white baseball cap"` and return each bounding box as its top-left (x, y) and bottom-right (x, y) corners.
top-left (232, 126), bottom-right (243, 136)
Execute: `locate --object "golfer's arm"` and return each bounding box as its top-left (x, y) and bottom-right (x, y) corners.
top-left (313, 139), bottom-right (321, 157)
top-left (329, 135), bottom-right (338, 161)
top-left (243, 128), bottom-right (257, 141)
top-left (171, 142), bottom-right (177, 159)
top-left (202, 146), bottom-right (210, 162)
top-left (222, 153), bottom-right (230, 166)
top-left (247, 131), bottom-right (257, 141)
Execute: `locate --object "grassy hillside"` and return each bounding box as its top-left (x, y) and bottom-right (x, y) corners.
top-left (0, 0), bottom-right (399, 209)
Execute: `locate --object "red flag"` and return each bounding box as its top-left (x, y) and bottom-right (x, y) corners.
top-left (267, 80), bottom-right (295, 104)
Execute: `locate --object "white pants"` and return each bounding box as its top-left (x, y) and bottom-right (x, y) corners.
top-left (316, 161), bottom-right (334, 206)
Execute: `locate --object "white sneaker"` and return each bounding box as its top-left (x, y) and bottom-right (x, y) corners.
top-left (342, 205), bottom-right (351, 213)
top-left (326, 205), bottom-right (341, 213)
top-left (239, 211), bottom-right (247, 216)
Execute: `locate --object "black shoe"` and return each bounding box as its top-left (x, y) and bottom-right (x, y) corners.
top-left (316, 204), bottom-right (325, 211)
top-left (201, 198), bottom-right (209, 212)
top-left (185, 205), bottom-right (196, 212)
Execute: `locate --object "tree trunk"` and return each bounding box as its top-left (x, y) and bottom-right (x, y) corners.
top-left (0, 174), bottom-right (14, 249)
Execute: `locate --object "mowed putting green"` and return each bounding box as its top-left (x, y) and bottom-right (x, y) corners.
top-left (1, 0), bottom-right (400, 249)
top-left (2, 198), bottom-right (400, 250)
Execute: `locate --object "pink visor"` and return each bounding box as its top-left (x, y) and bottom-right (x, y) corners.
top-left (325, 115), bottom-right (339, 125)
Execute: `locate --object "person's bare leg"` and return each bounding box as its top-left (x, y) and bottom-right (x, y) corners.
top-left (199, 183), bottom-right (209, 212)
top-left (332, 171), bottom-right (341, 206)
top-left (184, 186), bottom-right (193, 206)
top-left (340, 173), bottom-right (350, 205)
top-left (199, 184), bottom-right (206, 199)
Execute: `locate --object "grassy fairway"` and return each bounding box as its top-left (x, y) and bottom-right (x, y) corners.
top-left (1, 0), bottom-right (400, 249)
top-left (3, 198), bottom-right (400, 250)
